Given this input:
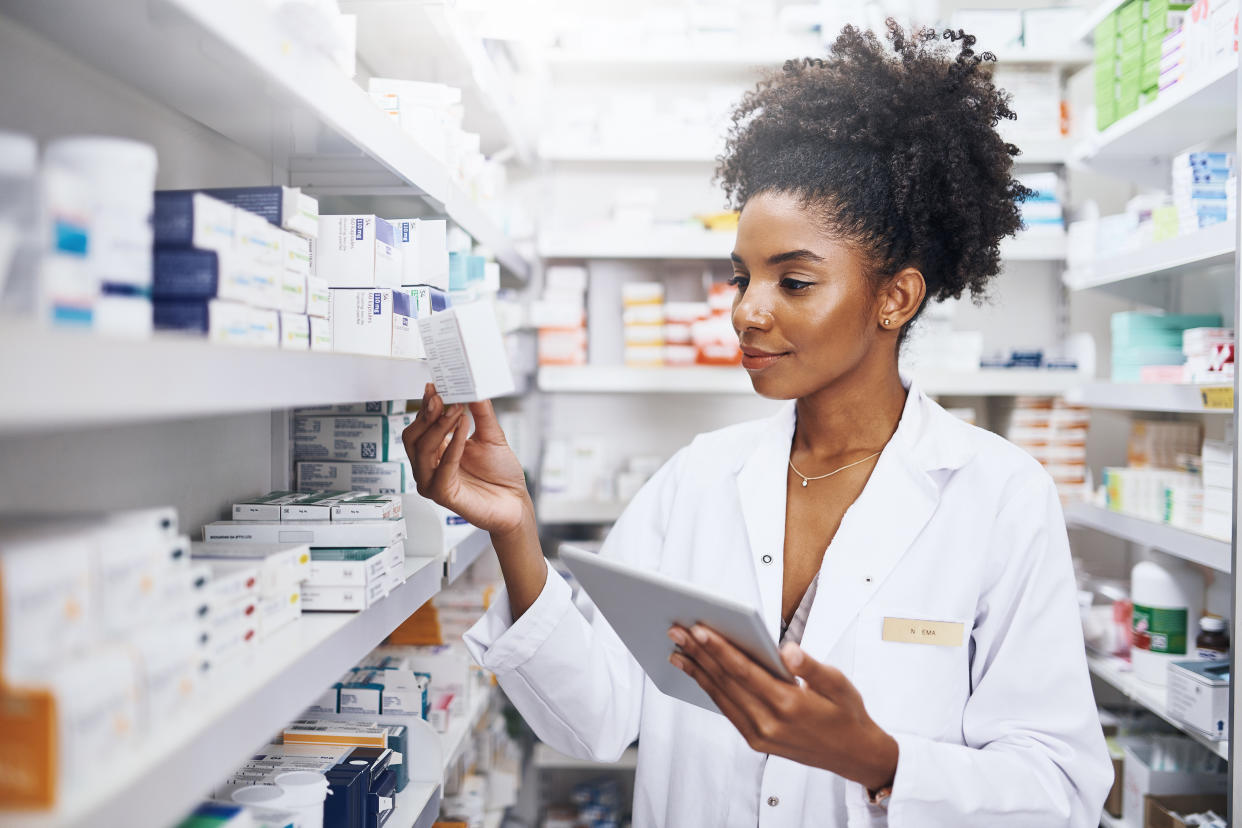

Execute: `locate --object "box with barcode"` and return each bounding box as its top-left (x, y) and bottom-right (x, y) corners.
top-left (294, 416), bottom-right (398, 462)
top-left (296, 461), bottom-right (411, 495)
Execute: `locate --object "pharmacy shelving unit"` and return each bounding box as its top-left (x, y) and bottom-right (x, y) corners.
top-left (1064, 16), bottom-right (1240, 809)
top-left (1, 0), bottom-right (532, 281)
top-left (1087, 652), bottom-right (1229, 761)
top-left (1065, 502), bottom-right (1232, 572)
top-left (8, 556), bottom-right (446, 828)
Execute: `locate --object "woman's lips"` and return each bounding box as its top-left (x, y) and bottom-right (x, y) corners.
top-left (740, 348), bottom-right (789, 371)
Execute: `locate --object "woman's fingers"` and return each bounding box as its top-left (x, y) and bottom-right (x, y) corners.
top-left (410, 403), bottom-right (466, 491)
top-left (670, 648), bottom-right (758, 740)
top-left (401, 383), bottom-right (441, 452)
top-left (427, 412), bottom-right (471, 498)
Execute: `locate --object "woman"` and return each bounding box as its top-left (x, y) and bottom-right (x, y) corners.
top-left (404, 22), bottom-right (1112, 827)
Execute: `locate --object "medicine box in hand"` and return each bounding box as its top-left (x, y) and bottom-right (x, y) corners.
top-left (418, 300), bottom-right (516, 403)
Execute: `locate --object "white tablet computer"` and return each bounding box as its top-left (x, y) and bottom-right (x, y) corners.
top-left (559, 544), bottom-right (796, 715)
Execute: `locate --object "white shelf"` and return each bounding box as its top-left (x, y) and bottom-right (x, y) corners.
top-left (2, 555), bottom-right (445, 828)
top-left (392, 782), bottom-right (442, 828)
top-left (1087, 653), bottom-right (1229, 760)
top-left (0, 322), bottom-right (435, 433)
top-left (1066, 382), bottom-right (1234, 414)
top-left (538, 365), bottom-right (1088, 397)
top-left (540, 229), bottom-right (1065, 261)
top-left (444, 526), bottom-right (493, 585)
top-left (347, 0), bottom-right (533, 163)
top-left (531, 743), bottom-right (639, 771)
top-left (1071, 60), bottom-right (1238, 184)
top-left (1, 0), bottom-right (531, 281)
top-left (1064, 222), bottom-right (1237, 291)
top-left (538, 497), bottom-right (627, 525)
top-left (1064, 502), bottom-right (1232, 572)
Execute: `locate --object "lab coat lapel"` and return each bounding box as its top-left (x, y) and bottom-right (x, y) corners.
top-left (734, 402), bottom-right (796, 640)
top-left (800, 388), bottom-right (965, 661)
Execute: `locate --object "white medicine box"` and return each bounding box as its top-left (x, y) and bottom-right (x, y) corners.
top-left (391, 218), bottom-right (449, 291)
top-left (330, 288), bottom-right (414, 357)
top-left (418, 300), bottom-right (515, 403)
top-left (317, 215), bottom-right (401, 288)
top-left (1167, 660), bottom-right (1230, 741)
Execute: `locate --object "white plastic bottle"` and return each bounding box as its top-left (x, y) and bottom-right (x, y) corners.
top-left (1130, 558), bottom-right (1204, 684)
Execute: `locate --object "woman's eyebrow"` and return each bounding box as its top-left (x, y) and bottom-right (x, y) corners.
top-left (730, 249), bottom-right (827, 267)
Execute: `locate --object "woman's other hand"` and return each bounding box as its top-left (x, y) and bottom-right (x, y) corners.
top-left (668, 624), bottom-right (899, 793)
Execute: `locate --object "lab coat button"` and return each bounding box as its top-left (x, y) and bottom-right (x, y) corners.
top-left (761, 554), bottom-right (773, 564)
top-left (767, 796), bottom-right (780, 807)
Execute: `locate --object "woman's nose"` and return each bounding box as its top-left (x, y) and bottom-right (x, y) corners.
top-left (733, 287), bottom-right (774, 332)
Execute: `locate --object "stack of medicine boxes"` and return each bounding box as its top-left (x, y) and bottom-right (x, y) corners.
top-left (204, 489), bottom-right (407, 612)
top-left (189, 540), bottom-right (310, 644)
top-left (293, 402), bottom-right (417, 496)
top-left (1095, 0), bottom-right (1191, 131)
top-left (151, 186), bottom-right (327, 349)
top-left (0, 507), bottom-right (276, 809)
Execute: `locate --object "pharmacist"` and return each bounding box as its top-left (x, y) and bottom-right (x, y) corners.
top-left (404, 23), bottom-right (1111, 828)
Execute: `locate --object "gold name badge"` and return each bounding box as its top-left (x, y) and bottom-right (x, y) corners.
top-left (882, 617), bottom-right (965, 647)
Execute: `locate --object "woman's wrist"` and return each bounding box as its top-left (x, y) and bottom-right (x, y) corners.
top-left (858, 723), bottom-right (899, 793)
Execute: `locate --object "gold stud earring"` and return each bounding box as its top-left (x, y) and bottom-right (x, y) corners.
top-left (882, 319), bottom-right (891, 326)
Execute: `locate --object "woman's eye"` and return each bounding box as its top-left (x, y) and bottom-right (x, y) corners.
top-left (780, 278), bottom-right (813, 292)
top-left (728, 275), bottom-right (749, 291)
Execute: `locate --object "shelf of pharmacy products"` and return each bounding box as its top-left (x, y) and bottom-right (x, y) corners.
top-left (0, 322), bottom-right (437, 433)
top-left (5, 555), bottom-right (445, 828)
top-left (531, 743), bottom-right (640, 771)
top-left (1065, 382), bottom-right (1235, 415)
top-left (0, 0), bottom-right (531, 281)
top-left (1062, 221), bottom-right (1236, 292)
top-left (539, 229), bottom-right (1067, 261)
top-left (1087, 653), bottom-right (1229, 761)
top-left (1063, 502), bottom-right (1231, 573)
top-left (346, 0), bottom-right (534, 163)
top-left (1071, 60), bottom-right (1238, 184)
top-left (538, 366), bottom-right (1090, 397)
top-left (391, 684), bottom-right (497, 828)
top-left (1073, 0), bottom-right (1127, 42)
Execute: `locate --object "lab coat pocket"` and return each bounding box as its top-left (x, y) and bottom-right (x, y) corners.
top-left (852, 609), bottom-right (972, 742)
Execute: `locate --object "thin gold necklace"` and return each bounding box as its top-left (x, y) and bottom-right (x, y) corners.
top-left (788, 450), bottom-right (881, 488)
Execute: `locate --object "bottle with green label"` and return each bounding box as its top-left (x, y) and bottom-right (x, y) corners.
top-left (1131, 559), bottom-right (1203, 685)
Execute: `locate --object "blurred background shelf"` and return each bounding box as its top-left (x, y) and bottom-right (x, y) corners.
top-left (1065, 382), bottom-right (1234, 414)
top-left (1064, 502), bottom-right (1232, 572)
top-left (1087, 653), bottom-right (1229, 760)
top-left (1063, 222), bottom-right (1236, 291)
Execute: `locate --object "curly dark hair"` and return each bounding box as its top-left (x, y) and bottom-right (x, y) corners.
top-left (716, 20), bottom-right (1031, 319)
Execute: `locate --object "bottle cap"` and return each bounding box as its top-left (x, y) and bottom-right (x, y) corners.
top-left (1199, 615), bottom-right (1228, 632)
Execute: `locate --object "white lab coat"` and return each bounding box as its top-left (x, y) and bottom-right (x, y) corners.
top-left (464, 384), bottom-right (1113, 827)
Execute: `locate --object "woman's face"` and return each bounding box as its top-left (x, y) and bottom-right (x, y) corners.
top-left (730, 191), bottom-right (884, 400)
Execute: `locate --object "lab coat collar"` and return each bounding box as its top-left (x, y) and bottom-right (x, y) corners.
top-left (733, 379), bottom-right (975, 646)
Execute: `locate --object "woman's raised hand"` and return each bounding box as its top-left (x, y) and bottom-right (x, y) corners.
top-left (402, 383), bottom-right (533, 537)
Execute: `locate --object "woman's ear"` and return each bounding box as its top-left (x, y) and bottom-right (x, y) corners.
top-left (877, 267), bottom-right (926, 331)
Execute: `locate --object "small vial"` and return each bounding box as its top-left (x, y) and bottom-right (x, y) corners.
top-left (1195, 616), bottom-right (1230, 661)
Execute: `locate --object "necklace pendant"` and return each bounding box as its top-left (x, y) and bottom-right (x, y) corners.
top-left (801, 478), bottom-right (808, 487)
